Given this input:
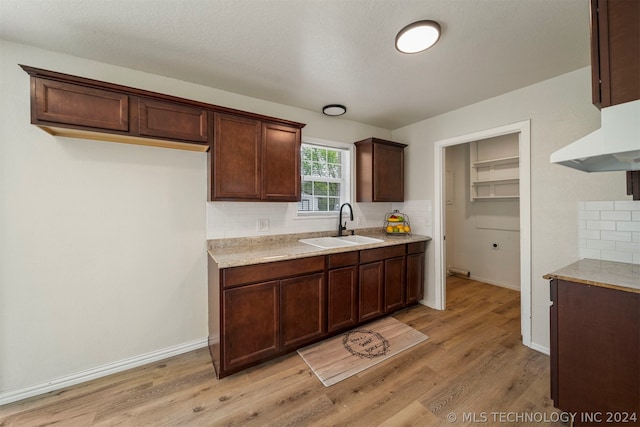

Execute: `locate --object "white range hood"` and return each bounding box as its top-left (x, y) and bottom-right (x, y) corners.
top-left (550, 100), bottom-right (640, 172)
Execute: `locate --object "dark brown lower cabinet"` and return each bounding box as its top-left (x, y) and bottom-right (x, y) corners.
top-left (359, 261), bottom-right (384, 322)
top-left (222, 281), bottom-right (279, 371)
top-left (328, 266), bottom-right (358, 333)
top-left (406, 242), bottom-right (426, 304)
top-left (384, 256), bottom-right (406, 313)
top-left (550, 279), bottom-right (639, 426)
top-left (209, 240), bottom-right (427, 378)
top-left (281, 273), bottom-right (325, 350)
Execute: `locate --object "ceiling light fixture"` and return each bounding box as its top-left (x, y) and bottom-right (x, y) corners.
top-left (322, 104), bottom-right (347, 116)
top-left (395, 20), bottom-right (441, 54)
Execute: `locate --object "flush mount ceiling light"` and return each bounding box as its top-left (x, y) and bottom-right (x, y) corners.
top-left (395, 20), bottom-right (441, 54)
top-left (322, 104), bottom-right (347, 116)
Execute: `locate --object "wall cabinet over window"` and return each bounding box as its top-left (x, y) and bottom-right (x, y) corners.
top-left (355, 137), bottom-right (407, 202)
top-left (210, 113), bottom-right (301, 202)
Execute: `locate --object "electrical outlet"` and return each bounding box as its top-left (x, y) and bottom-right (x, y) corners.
top-left (491, 242), bottom-right (499, 250)
top-left (257, 219), bottom-right (269, 232)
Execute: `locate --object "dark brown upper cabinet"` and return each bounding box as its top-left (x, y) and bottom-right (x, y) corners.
top-left (212, 113), bottom-right (262, 200)
top-left (138, 98), bottom-right (208, 143)
top-left (210, 112), bottom-right (301, 202)
top-left (33, 78), bottom-right (129, 132)
top-left (21, 65), bottom-right (305, 159)
top-left (590, 0), bottom-right (640, 108)
top-left (261, 122), bottom-right (301, 201)
top-left (355, 137), bottom-right (407, 202)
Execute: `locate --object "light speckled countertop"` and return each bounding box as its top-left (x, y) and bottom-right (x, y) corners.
top-left (208, 228), bottom-right (431, 268)
top-left (543, 258), bottom-right (640, 294)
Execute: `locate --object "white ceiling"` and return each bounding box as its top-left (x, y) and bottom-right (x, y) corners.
top-left (0, 0), bottom-right (591, 130)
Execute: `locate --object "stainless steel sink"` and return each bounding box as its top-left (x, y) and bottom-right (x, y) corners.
top-left (298, 235), bottom-right (384, 249)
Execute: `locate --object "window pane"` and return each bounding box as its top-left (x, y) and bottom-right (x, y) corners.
top-left (314, 181), bottom-right (328, 196)
top-left (299, 143), bottom-right (348, 214)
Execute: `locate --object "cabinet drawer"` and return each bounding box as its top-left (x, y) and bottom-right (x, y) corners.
top-left (34, 78), bottom-right (129, 132)
top-left (328, 251), bottom-right (359, 268)
top-left (407, 241), bottom-right (426, 254)
top-left (138, 98), bottom-right (208, 143)
top-left (360, 245), bottom-right (405, 264)
top-left (223, 256), bottom-right (325, 288)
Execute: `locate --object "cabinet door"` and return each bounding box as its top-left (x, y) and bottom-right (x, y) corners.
top-left (222, 281), bottom-right (279, 371)
top-left (138, 98), bottom-right (208, 143)
top-left (212, 113), bottom-right (261, 200)
top-left (406, 252), bottom-right (425, 304)
top-left (553, 279), bottom-right (640, 416)
top-left (261, 122), bottom-right (301, 201)
top-left (384, 256), bottom-right (405, 312)
top-left (280, 272), bottom-right (325, 350)
top-left (328, 266), bottom-right (358, 333)
top-left (373, 143), bottom-right (404, 202)
top-left (34, 78), bottom-right (129, 132)
top-left (359, 262), bottom-right (384, 322)
top-left (591, 0), bottom-right (640, 107)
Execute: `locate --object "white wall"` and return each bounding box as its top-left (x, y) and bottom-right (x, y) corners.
top-left (392, 66), bottom-right (628, 351)
top-left (0, 39), bottom-right (391, 401)
top-left (445, 143), bottom-right (520, 289)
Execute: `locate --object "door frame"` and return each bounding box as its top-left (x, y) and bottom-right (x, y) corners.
top-left (433, 120), bottom-right (532, 347)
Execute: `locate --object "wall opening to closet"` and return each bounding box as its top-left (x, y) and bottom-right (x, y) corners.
top-left (433, 120), bottom-right (531, 347)
top-left (445, 134), bottom-right (521, 291)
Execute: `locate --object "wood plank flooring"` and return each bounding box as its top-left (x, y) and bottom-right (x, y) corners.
top-left (0, 277), bottom-right (564, 426)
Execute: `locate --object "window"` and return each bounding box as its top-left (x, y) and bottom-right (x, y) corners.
top-left (298, 142), bottom-right (350, 214)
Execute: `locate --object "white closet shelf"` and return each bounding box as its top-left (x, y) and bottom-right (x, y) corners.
top-left (470, 140), bottom-right (520, 202)
top-left (472, 195), bottom-right (520, 200)
top-left (472, 178), bottom-right (519, 185)
top-left (472, 155), bottom-right (520, 167)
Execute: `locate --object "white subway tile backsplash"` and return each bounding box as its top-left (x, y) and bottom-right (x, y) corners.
top-left (601, 210), bottom-right (631, 221)
top-left (586, 239), bottom-right (616, 250)
top-left (602, 230), bottom-right (632, 242)
top-left (615, 201), bottom-right (640, 211)
top-left (578, 210), bottom-right (600, 220)
top-left (579, 248), bottom-right (601, 259)
top-left (578, 229), bottom-right (601, 240)
top-left (205, 200), bottom-right (427, 240)
top-left (586, 220), bottom-right (616, 231)
top-left (585, 201), bottom-right (614, 211)
top-left (578, 200), bottom-right (640, 264)
top-left (616, 241), bottom-right (640, 252)
top-left (618, 221), bottom-right (640, 232)
top-left (601, 251), bottom-right (633, 263)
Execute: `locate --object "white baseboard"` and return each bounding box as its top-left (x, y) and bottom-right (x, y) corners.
top-left (528, 341), bottom-right (550, 356)
top-left (0, 337), bottom-right (208, 406)
top-left (469, 275), bottom-right (520, 291)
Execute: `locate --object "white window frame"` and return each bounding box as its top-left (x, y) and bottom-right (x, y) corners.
top-left (297, 136), bottom-right (352, 218)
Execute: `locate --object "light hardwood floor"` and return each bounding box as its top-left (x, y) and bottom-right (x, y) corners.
top-left (0, 277), bottom-right (564, 426)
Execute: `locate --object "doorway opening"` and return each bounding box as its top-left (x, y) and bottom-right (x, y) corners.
top-left (433, 121), bottom-right (532, 347)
